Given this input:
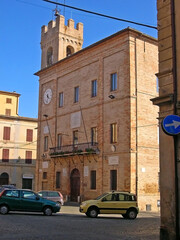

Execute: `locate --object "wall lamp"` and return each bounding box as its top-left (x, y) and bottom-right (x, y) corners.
top-left (108, 94), bottom-right (115, 99)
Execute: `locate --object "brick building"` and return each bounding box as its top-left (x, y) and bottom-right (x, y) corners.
top-left (35, 15), bottom-right (159, 211)
top-left (0, 91), bottom-right (37, 189)
top-left (151, 0), bottom-right (180, 238)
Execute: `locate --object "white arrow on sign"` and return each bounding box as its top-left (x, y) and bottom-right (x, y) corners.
top-left (165, 120), bottom-right (180, 129)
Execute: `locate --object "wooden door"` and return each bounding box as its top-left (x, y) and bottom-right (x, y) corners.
top-left (70, 169), bottom-right (80, 202)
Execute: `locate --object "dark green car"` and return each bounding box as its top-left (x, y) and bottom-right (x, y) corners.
top-left (0, 189), bottom-right (60, 216)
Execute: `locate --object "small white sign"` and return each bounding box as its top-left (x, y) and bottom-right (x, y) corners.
top-left (71, 111), bottom-right (81, 128)
top-left (84, 166), bottom-right (89, 177)
top-left (23, 174), bottom-right (34, 179)
top-left (142, 167), bottom-right (146, 173)
top-left (108, 156), bottom-right (119, 165)
top-left (42, 161), bottom-right (48, 168)
top-left (44, 126), bottom-right (49, 134)
top-left (63, 168), bottom-right (67, 176)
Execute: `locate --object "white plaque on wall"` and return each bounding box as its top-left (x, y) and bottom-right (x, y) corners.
top-left (71, 111), bottom-right (81, 129)
top-left (108, 156), bottom-right (119, 165)
top-left (42, 161), bottom-right (48, 168)
top-left (84, 166), bottom-right (89, 177)
top-left (44, 126), bottom-right (49, 134)
top-left (63, 168), bottom-right (67, 176)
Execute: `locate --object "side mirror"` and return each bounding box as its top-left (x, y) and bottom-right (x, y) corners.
top-left (36, 196), bottom-right (40, 200)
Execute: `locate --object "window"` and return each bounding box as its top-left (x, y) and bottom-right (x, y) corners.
top-left (44, 136), bottom-right (48, 152)
top-left (73, 131), bottom-right (78, 145)
top-left (25, 151), bottom-right (32, 164)
top-left (6, 98), bottom-right (12, 104)
top-left (110, 123), bottom-right (117, 143)
top-left (47, 47), bottom-right (53, 66)
top-left (110, 73), bottom-right (117, 91)
top-left (43, 172), bottom-right (47, 179)
top-left (102, 194), bottom-right (116, 201)
top-left (66, 46), bottom-right (74, 57)
top-left (90, 170), bottom-right (96, 190)
top-left (2, 149), bottom-right (9, 162)
top-left (57, 134), bottom-right (62, 149)
top-left (74, 86), bottom-right (79, 103)
top-left (156, 76), bottom-right (159, 92)
top-left (91, 127), bottom-right (97, 145)
top-left (26, 129), bottom-right (33, 142)
top-left (56, 172), bottom-right (61, 188)
top-left (22, 190), bottom-right (36, 199)
top-left (5, 109), bottom-right (11, 116)
top-left (110, 170), bottom-right (117, 190)
top-left (91, 80), bottom-right (97, 97)
top-left (59, 92), bottom-right (64, 107)
top-left (3, 190), bottom-right (19, 198)
top-left (3, 127), bottom-right (11, 140)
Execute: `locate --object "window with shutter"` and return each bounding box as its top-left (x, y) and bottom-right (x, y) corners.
top-left (25, 151), bottom-right (32, 164)
top-left (2, 149), bottom-right (9, 162)
top-left (5, 109), bottom-right (11, 116)
top-left (56, 172), bottom-right (61, 188)
top-left (110, 170), bottom-right (117, 190)
top-left (3, 127), bottom-right (11, 141)
top-left (90, 170), bottom-right (96, 190)
top-left (26, 129), bottom-right (33, 142)
top-left (6, 98), bottom-right (12, 104)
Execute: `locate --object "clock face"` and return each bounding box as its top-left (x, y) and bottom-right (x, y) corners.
top-left (44, 88), bottom-right (52, 104)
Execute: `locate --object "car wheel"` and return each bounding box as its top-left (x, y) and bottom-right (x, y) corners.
top-left (127, 209), bottom-right (137, 219)
top-left (43, 207), bottom-right (53, 216)
top-left (86, 212), bottom-right (90, 217)
top-left (122, 214), bottom-right (128, 219)
top-left (0, 205), bottom-right (9, 215)
top-left (88, 207), bottom-right (98, 218)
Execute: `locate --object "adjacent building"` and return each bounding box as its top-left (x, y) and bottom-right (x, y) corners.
top-left (152, 0), bottom-right (180, 239)
top-left (35, 15), bottom-right (159, 211)
top-left (0, 91), bottom-right (37, 189)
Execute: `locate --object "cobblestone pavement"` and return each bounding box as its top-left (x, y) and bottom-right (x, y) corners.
top-left (0, 206), bottom-right (160, 240)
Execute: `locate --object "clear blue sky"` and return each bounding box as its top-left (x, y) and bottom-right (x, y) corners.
top-left (0, 0), bottom-right (157, 118)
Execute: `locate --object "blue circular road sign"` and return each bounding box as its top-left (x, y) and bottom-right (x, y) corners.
top-left (162, 115), bottom-right (180, 135)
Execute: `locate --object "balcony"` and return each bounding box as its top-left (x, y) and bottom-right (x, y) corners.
top-left (49, 142), bottom-right (99, 158)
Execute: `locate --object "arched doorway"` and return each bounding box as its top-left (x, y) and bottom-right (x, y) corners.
top-left (0, 172), bottom-right (9, 185)
top-left (70, 168), bottom-right (80, 202)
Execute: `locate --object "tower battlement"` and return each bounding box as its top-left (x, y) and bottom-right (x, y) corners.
top-left (40, 15), bottom-right (83, 69)
top-left (41, 15), bottom-right (83, 39)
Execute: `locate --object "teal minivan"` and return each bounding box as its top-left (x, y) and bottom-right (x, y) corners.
top-left (0, 189), bottom-right (60, 216)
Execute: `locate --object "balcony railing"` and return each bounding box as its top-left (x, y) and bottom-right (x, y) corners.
top-left (49, 142), bottom-right (99, 158)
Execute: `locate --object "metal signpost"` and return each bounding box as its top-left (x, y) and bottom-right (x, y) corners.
top-left (162, 115), bottom-right (180, 239)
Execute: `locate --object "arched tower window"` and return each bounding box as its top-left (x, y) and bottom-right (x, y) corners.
top-left (47, 47), bottom-right (53, 67)
top-left (66, 46), bottom-right (74, 57)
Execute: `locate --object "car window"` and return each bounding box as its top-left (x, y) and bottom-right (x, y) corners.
top-left (38, 192), bottom-right (47, 197)
top-left (22, 191), bottom-right (37, 200)
top-left (95, 193), bottom-right (108, 200)
top-left (3, 190), bottom-right (19, 198)
top-left (102, 194), bottom-right (116, 201)
top-left (48, 192), bottom-right (59, 197)
top-left (116, 194), bottom-right (133, 201)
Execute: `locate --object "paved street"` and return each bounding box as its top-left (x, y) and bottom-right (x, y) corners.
top-left (0, 206), bottom-right (160, 240)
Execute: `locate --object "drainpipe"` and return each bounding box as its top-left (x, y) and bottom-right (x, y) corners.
top-left (171, 0), bottom-right (179, 238)
top-left (134, 37), bottom-right (138, 198)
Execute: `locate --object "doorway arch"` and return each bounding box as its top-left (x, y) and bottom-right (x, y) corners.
top-left (70, 168), bottom-right (80, 202)
top-left (0, 172), bottom-right (9, 185)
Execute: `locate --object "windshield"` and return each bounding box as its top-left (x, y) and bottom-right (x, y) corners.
top-left (95, 193), bottom-right (108, 200)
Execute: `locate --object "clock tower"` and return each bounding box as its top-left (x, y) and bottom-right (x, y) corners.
top-left (40, 15), bottom-right (83, 69)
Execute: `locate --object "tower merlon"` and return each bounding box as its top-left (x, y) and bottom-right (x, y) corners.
top-left (67, 19), bottom-right (74, 29)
